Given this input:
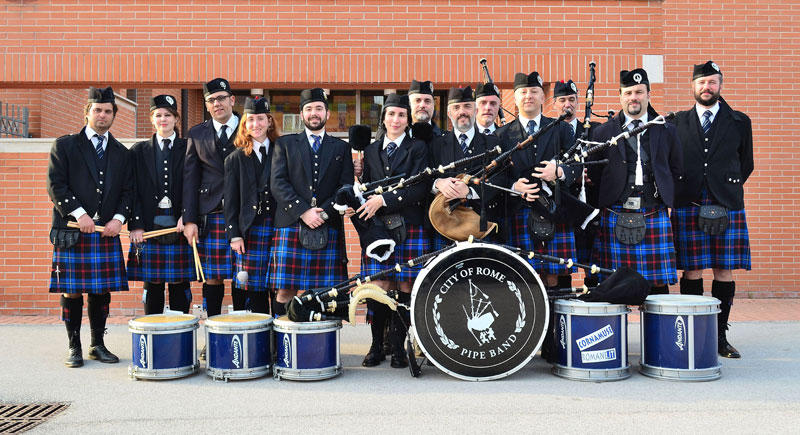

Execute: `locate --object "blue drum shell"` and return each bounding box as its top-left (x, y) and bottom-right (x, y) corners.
top-left (640, 295), bottom-right (721, 381)
top-left (273, 317), bottom-right (342, 381)
top-left (204, 312), bottom-right (273, 379)
top-left (553, 300), bottom-right (630, 381)
top-left (128, 313), bottom-right (199, 380)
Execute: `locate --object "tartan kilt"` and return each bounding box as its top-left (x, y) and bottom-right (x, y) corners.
top-left (126, 239), bottom-right (195, 283)
top-left (49, 232), bottom-right (129, 294)
top-left (361, 224), bottom-right (429, 282)
top-left (592, 206), bottom-right (677, 286)
top-left (233, 217), bottom-right (275, 292)
top-left (671, 190), bottom-right (751, 271)
top-left (508, 207), bottom-right (577, 275)
top-left (199, 212), bottom-right (234, 280)
top-left (269, 223), bottom-right (348, 291)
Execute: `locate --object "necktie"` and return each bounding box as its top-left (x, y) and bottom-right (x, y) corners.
top-left (570, 123), bottom-right (576, 137)
top-left (218, 125), bottom-right (228, 145)
top-left (311, 134), bottom-right (321, 153)
top-left (459, 133), bottom-right (468, 155)
top-left (162, 138), bottom-right (171, 152)
top-left (483, 128), bottom-right (491, 135)
top-left (527, 120), bottom-right (537, 136)
top-left (94, 134), bottom-right (105, 159)
top-left (702, 110), bottom-right (712, 135)
top-left (631, 119), bottom-right (642, 131)
top-left (386, 141), bottom-right (397, 159)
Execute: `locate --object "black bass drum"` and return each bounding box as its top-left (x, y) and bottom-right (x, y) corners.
top-left (411, 242), bottom-right (548, 381)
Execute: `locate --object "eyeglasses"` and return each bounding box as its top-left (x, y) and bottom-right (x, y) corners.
top-left (205, 95), bottom-right (230, 104)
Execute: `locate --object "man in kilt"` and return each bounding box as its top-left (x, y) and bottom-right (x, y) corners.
top-left (496, 71), bottom-right (578, 287)
top-left (270, 88), bottom-right (354, 317)
top-left (671, 61), bottom-right (753, 358)
top-left (552, 79), bottom-right (602, 288)
top-left (428, 86), bottom-right (506, 251)
top-left (183, 79), bottom-right (240, 341)
top-left (587, 68), bottom-right (683, 295)
top-left (357, 93), bottom-right (431, 368)
top-left (47, 86), bottom-right (133, 367)
top-left (128, 95), bottom-right (194, 314)
top-left (224, 97), bottom-right (279, 314)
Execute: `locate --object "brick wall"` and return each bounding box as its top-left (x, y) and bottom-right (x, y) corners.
top-left (0, 0), bottom-right (798, 316)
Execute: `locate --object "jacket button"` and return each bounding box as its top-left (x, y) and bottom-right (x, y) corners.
top-left (253, 205), bottom-right (257, 209)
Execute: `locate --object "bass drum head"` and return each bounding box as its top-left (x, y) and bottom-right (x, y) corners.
top-left (411, 242), bottom-right (548, 381)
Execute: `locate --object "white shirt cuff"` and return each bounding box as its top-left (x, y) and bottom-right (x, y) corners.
top-left (69, 207), bottom-right (87, 220)
top-left (112, 214), bottom-right (126, 225)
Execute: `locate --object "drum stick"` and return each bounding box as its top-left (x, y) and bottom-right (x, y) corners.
top-left (141, 227), bottom-right (180, 240)
top-left (67, 221), bottom-right (130, 237)
top-left (191, 237), bottom-right (205, 283)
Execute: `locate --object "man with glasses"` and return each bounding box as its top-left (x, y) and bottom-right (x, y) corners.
top-left (183, 78), bottom-right (240, 359)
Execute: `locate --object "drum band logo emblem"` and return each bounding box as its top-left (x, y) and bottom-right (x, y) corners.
top-left (559, 315), bottom-right (567, 349)
top-left (674, 316), bottom-right (686, 351)
top-left (138, 335), bottom-right (147, 368)
top-left (282, 334), bottom-right (291, 367)
top-left (231, 335), bottom-right (242, 369)
top-left (464, 279), bottom-right (499, 346)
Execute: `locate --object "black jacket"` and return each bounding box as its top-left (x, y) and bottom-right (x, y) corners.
top-left (224, 144), bottom-right (276, 241)
top-left (182, 116), bottom-right (239, 224)
top-left (46, 127), bottom-right (133, 228)
top-left (128, 135), bottom-right (186, 231)
top-left (672, 98), bottom-right (753, 210)
top-left (496, 115), bottom-right (577, 214)
top-left (362, 134), bottom-right (430, 225)
top-left (429, 126), bottom-right (507, 220)
top-left (588, 112), bottom-right (683, 209)
top-left (270, 132), bottom-right (355, 228)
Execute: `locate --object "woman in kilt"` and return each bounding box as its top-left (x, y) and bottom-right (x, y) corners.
top-left (357, 93), bottom-right (431, 368)
top-left (224, 97), bottom-right (278, 314)
top-left (127, 95), bottom-right (195, 314)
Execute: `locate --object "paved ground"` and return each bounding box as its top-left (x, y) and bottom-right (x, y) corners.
top-left (1, 299), bottom-right (799, 434)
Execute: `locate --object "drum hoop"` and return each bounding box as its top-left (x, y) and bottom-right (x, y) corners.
top-left (554, 299), bottom-right (630, 316)
top-left (128, 319), bottom-right (199, 332)
top-left (643, 295), bottom-right (721, 315)
top-left (410, 242), bottom-right (549, 381)
top-left (273, 318), bottom-right (342, 331)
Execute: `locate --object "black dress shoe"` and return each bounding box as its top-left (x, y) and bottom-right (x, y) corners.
top-left (362, 346), bottom-right (386, 367)
top-left (65, 347), bottom-right (83, 368)
top-left (88, 345), bottom-right (119, 363)
top-left (199, 345), bottom-right (206, 361)
top-left (718, 338), bottom-right (741, 359)
top-left (390, 353), bottom-right (409, 368)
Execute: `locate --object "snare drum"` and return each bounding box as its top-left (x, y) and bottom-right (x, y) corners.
top-left (273, 316), bottom-right (342, 381)
top-left (640, 295), bottom-right (721, 381)
top-left (552, 299), bottom-right (630, 381)
top-left (411, 242), bottom-right (549, 381)
top-left (128, 313), bottom-right (199, 380)
top-left (205, 312), bottom-right (273, 381)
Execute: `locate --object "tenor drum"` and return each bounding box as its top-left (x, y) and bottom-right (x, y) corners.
top-left (273, 316), bottom-right (342, 381)
top-left (411, 242), bottom-right (549, 381)
top-left (640, 295), bottom-right (721, 381)
top-left (552, 299), bottom-right (630, 381)
top-left (128, 313), bottom-right (199, 380)
top-left (205, 312), bottom-right (273, 381)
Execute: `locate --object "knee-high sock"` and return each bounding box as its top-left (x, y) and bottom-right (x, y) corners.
top-left (143, 282), bottom-right (165, 315)
top-left (61, 295), bottom-right (83, 347)
top-left (712, 280), bottom-right (735, 335)
top-left (167, 282), bottom-right (191, 314)
top-left (680, 277), bottom-right (704, 296)
top-left (87, 293), bottom-right (111, 346)
top-left (203, 283), bottom-right (225, 318)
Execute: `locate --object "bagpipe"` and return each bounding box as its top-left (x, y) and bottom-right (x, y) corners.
top-left (285, 237), bottom-right (651, 324)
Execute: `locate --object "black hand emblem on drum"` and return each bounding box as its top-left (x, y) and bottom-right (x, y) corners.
top-left (411, 243), bottom-right (548, 381)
